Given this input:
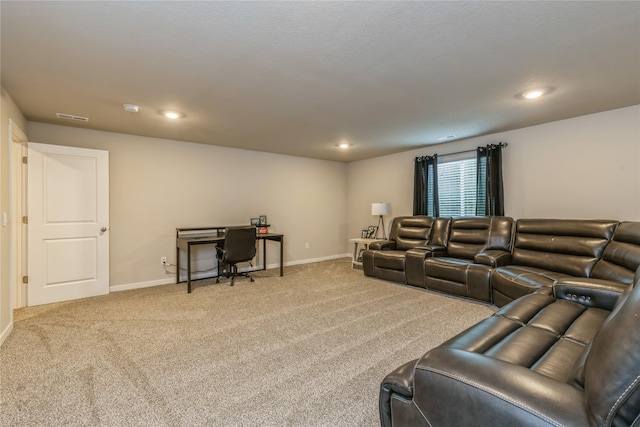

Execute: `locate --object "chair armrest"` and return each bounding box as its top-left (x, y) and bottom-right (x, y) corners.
top-left (413, 347), bottom-right (589, 426)
top-left (369, 240), bottom-right (396, 250)
top-left (474, 249), bottom-right (512, 267)
top-left (553, 278), bottom-right (629, 310)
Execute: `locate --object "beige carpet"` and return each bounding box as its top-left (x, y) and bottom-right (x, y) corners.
top-left (1, 258), bottom-right (493, 426)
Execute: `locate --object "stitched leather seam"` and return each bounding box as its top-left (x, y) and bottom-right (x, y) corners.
top-left (605, 373), bottom-right (640, 425)
top-left (422, 366), bottom-right (564, 427)
top-left (412, 399), bottom-right (433, 427)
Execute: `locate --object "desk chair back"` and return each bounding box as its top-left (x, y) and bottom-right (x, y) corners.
top-left (216, 226), bottom-right (257, 286)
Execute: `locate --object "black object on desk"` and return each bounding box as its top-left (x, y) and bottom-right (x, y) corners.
top-left (176, 226), bottom-right (284, 293)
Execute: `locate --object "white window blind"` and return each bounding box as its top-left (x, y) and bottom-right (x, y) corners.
top-left (438, 155), bottom-right (477, 216)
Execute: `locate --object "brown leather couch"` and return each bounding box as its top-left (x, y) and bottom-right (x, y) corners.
top-left (363, 216), bottom-right (449, 283)
top-left (491, 219), bottom-right (640, 306)
top-left (424, 216), bottom-right (513, 302)
top-left (380, 267), bottom-right (640, 426)
top-left (365, 216), bottom-right (640, 308)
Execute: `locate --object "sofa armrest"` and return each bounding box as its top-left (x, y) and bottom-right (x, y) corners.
top-left (406, 246), bottom-right (445, 287)
top-left (553, 278), bottom-right (629, 310)
top-left (413, 347), bottom-right (589, 426)
top-left (474, 249), bottom-right (512, 267)
top-left (369, 240), bottom-right (396, 250)
top-left (379, 359), bottom-right (417, 427)
top-left (416, 245), bottom-right (446, 257)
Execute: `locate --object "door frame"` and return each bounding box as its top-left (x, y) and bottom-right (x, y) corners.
top-left (9, 119), bottom-right (28, 311)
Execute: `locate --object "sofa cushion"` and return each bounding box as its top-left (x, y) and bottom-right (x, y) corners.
top-left (372, 250), bottom-right (406, 271)
top-left (510, 219), bottom-right (617, 278)
top-left (492, 265), bottom-right (568, 300)
top-left (392, 216), bottom-right (435, 251)
top-left (590, 221), bottom-right (640, 284)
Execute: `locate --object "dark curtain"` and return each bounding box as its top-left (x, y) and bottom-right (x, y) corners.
top-left (413, 155), bottom-right (439, 216)
top-left (476, 144), bottom-right (504, 216)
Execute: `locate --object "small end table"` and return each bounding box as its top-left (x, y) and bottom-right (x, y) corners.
top-left (349, 238), bottom-right (383, 269)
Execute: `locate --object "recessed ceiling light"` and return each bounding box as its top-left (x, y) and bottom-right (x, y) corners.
top-left (437, 135), bottom-right (456, 141)
top-left (339, 142), bottom-right (350, 149)
top-left (164, 111), bottom-right (181, 119)
top-left (523, 90), bottom-right (544, 99)
top-left (123, 103), bottom-right (139, 113)
top-left (517, 87), bottom-right (553, 100)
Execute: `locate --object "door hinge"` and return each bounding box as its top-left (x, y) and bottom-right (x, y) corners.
top-left (22, 276), bottom-right (28, 284)
top-left (22, 216), bottom-right (28, 224)
top-left (22, 156), bottom-right (28, 164)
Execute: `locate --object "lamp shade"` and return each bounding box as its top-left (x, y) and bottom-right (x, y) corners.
top-left (371, 202), bottom-right (391, 216)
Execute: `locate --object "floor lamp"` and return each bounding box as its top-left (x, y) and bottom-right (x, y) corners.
top-left (372, 202), bottom-right (391, 239)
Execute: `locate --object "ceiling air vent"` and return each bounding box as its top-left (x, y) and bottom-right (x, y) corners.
top-left (56, 113), bottom-right (89, 122)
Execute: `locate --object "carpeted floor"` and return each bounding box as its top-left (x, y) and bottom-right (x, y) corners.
top-left (0, 258), bottom-right (494, 426)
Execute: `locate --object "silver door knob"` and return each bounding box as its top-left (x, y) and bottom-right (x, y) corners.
top-left (101, 227), bottom-right (108, 232)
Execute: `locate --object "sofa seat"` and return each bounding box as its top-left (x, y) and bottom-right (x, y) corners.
top-left (424, 257), bottom-right (493, 301)
top-left (380, 273), bottom-right (640, 427)
top-left (492, 265), bottom-right (566, 306)
top-left (364, 250), bottom-right (407, 283)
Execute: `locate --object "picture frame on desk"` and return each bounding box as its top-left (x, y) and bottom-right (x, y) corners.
top-left (258, 215), bottom-right (267, 225)
top-left (357, 248), bottom-right (365, 262)
top-left (366, 226), bottom-right (378, 239)
top-left (250, 218), bottom-right (259, 226)
top-left (361, 230), bottom-right (368, 238)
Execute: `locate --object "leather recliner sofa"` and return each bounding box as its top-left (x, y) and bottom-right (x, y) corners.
top-left (364, 216), bottom-right (640, 308)
top-left (363, 216), bottom-right (450, 283)
top-left (380, 268), bottom-right (640, 426)
top-left (491, 220), bottom-right (640, 306)
top-left (424, 216), bottom-right (513, 302)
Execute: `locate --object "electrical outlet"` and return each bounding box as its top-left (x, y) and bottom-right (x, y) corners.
top-left (161, 256), bottom-right (167, 265)
top-left (305, 242), bottom-right (310, 249)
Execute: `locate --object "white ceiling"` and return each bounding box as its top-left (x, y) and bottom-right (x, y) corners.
top-left (1, 1), bottom-right (639, 162)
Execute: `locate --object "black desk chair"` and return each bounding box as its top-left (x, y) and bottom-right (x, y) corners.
top-left (215, 226), bottom-right (257, 286)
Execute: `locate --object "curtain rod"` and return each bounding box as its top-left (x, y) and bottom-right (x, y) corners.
top-left (415, 142), bottom-right (507, 161)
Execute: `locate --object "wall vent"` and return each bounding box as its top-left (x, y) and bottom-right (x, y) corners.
top-left (56, 113), bottom-right (89, 122)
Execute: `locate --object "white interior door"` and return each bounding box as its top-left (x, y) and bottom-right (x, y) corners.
top-left (28, 143), bottom-right (109, 306)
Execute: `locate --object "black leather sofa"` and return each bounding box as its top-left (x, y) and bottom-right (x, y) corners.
top-left (424, 216), bottom-right (513, 302)
top-left (380, 267), bottom-right (640, 426)
top-left (374, 217), bottom-right (640, 426)
top-left (492, 219), bottom-right (639, 306)
top-left (364, 217), bottom-right (640, 307)
top-left (362, 216), bottom-right (449, 284)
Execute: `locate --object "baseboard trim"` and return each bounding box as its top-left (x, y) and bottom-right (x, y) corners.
top-left (0, 320), bottom-right (13, 347)
top-left (110, 254), bottom-right (351, 293)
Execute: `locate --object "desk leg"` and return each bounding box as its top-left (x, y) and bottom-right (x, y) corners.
top-left (187, 244), bottom-right (192, 293)
top-left (176, 244), bottom-right (180, 284)
top-left (262, 238), bottom-right (267, 271)
top-left (279, 236), bottom-right (284, 276)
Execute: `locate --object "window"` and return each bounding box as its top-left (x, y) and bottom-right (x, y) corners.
top-left (437, 154), bottom-right (477, 216)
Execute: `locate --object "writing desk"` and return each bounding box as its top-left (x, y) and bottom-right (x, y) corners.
top-left (176, 227), bottom-right (284, 293)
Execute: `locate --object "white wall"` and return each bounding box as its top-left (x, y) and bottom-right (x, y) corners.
top-left (347, 105), bottom-right (640, 238)
top-left (28, 123), bottom-right (349, 289)
top-left (20, 105), bottom-right (640, 292)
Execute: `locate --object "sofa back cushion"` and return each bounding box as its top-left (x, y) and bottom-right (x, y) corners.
top-left (583, 275), bottom-right (640, 426)
top-left (590, 221), bottom-right (640, 285)
top-left (388, 216), bottom-right (435, 251)
top-left (511, 219), bottom-right (617, 278)
top-left (446, 216), bottom-right (513, 259)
